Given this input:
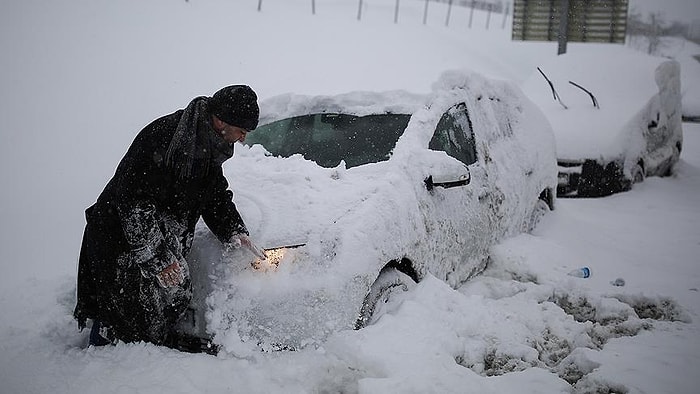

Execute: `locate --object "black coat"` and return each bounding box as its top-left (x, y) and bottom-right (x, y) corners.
top-left (74, 108), bottom-right (247, 344)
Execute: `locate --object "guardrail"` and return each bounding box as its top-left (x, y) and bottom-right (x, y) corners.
top-left (512, 0), bottom-right (628, 54)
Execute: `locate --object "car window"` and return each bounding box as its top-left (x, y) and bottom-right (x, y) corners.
top-left (428, 102), bottom-right (477, 166)
top-left (245, 113), bottom-right (411, 168)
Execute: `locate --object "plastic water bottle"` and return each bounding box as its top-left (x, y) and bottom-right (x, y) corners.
top-left (568, 267), bottom-right (591, 278)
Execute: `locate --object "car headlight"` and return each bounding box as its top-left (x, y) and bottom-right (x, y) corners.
top-left (252, 247), bottom-right (286, 271)
top-left (251, 244), bottom-right (306, 271)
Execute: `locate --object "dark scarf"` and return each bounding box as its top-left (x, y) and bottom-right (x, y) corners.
top-left (165, 97), bottom-right (234, 179)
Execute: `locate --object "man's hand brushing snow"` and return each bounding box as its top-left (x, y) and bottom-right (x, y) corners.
top-left (230, 234), bottom-right (267, 260)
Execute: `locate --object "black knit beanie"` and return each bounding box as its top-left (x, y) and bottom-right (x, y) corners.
top-left (209, 85), bottom-right (260, 131)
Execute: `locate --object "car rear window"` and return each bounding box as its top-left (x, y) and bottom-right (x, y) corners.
top-left (244, 113), bottom-right (411, 168)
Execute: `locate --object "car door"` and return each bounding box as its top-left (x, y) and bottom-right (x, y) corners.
top-left (420, 101), bottom-right (495, 286)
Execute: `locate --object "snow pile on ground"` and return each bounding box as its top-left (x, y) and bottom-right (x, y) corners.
top-left (1, 0), bottom-right (700, 393)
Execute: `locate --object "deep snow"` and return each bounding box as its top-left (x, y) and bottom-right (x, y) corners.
top-left (1, 0), bottom-right (700, 393)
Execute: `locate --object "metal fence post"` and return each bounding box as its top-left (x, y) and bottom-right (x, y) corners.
top-left (394, 0), bottom-right (400, 24)
top-left (486, 3), bottom-right (492, 29)
top-left (558, 0), bottom-right (570, 54)
top-left (423, 0), bottom-right (429, 25)
top-left (311, 0), bottom-right (315, 15)
top-left (501, 1), bottom-right (509, 29)
top-left (257, 0), bottom-right (262, 12)
top-left (445, 0), bottom-right (453, 27)
top-left (468, 0), bottom-right (475, 28)
top-left (357, 0), bottom-right (362, 21)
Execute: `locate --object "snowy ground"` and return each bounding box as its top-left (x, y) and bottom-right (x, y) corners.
top-left (1, 1), bottom-right (700, 393)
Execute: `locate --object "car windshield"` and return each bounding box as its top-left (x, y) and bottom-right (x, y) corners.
top-left (244, 113), bottom-right (411, 168)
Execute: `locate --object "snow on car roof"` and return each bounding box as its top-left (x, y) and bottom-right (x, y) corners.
top-left (521, 45), bottom-right (677, 161)
top-left (258, 89), bottom-right (428, 126)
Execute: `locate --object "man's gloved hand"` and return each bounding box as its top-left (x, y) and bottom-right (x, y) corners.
top-left (156, 261), bottom-right (184, 288)
top-left (230, 234), bottom-right (267, 260)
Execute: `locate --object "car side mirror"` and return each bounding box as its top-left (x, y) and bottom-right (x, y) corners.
top-left (424, 169), bottom-right (470, 191)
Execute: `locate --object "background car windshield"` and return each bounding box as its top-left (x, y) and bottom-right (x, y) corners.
top-left (245, 113), bottom-right (411, 168)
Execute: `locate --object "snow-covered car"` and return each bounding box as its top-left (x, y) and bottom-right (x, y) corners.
top-left (522, 47), bottom-right (683, 197)
top-left (182, 70), bottom-right (557, 351)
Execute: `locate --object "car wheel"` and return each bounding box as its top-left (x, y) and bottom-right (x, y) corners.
top-left (355, 267), bottom-right (417, 329)
top-left (525, 198), bottom-right (550, 233)
top-left (663, 142), bottom-right (682, 176)
top-left (631, 163), bottom-right (645, 184)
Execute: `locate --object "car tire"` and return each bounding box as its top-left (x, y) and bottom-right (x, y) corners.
top-left (663, 141), bottom-right (682, 176)
top-left (525, 198), bottom-right (550, 233)
top-left (631, 163), bottom-right (645, 184)
top-left (355, 267), bottom-right (416, 329)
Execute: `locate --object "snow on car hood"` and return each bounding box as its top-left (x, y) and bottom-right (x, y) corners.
top-left (208, 150), bottom-right (415, 350)
top-left (227, 146), bottom-right (401, 258)
top-left (521, 45), bottom-right (680, 161)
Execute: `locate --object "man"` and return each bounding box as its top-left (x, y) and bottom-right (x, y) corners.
top-left (74, 85), bottom-right (263, 353)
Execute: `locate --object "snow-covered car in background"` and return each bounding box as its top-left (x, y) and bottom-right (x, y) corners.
top-left (522, 47), bottom-right (683, 198)
top-left (183, 70), bottom-right (557, 351)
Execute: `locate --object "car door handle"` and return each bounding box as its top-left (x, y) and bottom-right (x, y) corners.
top-left (424, 174), bottom-right (470, 191)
